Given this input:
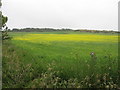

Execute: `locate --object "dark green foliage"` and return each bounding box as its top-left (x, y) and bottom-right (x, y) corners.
top-left (1, 15), bottom-right (8, 27)
top-left (11, 28), bottom-right (119, 34)
top-left (2, 31), bottom-right (11, 40)
top-left (12, 28), bottom-right (72, 32)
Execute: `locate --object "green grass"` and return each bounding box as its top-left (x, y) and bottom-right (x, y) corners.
top-left (2, 31), bottom-right (119, 88)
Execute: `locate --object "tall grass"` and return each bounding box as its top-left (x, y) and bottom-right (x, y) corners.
top-left (2, 32), bottom-right (119, 88)
top-left (2, 40), bottom-right (119, 88)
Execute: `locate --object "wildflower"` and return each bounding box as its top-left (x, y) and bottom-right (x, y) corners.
top-left (97, 80), bottom-right (100, 83)
top-left (108, 67), bottom-right (111, 70)
top-left (48, 67), bottom-right (52, 71)
top-left (90, 52), bottom-right (95, 57)
top-left (89, 84), bottom-right (92, 87)
top-left (106, 85), bottom-right (109, 88)
top-left (90, 52), bottom-right (97, 60)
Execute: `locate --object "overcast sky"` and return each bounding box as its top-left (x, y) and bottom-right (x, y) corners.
top-left (1, 0), bottom-right (119, 30)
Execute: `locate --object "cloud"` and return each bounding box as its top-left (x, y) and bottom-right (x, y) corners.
top-left (2, 0), bottom-right (119, 30)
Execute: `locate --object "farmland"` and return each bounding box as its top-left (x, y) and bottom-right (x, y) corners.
top-left (2, 31), bottom-right (119, 88)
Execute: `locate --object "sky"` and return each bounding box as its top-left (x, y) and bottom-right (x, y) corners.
top-left (1, 0), bottom-right (119, 30)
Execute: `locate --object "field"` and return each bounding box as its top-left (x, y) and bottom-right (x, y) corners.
top-left (2, 31), bottom-right (119, 88)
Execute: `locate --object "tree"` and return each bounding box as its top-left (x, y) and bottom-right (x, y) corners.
top-left (2, 15), bottom-right (8, 27)
top-left (0, 0), bottom-right (8, 28)
top-left (0, 0), bottom-right (11, 40)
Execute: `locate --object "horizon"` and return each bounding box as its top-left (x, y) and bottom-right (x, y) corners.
top-left (10, 27), bottom-right (119, 31)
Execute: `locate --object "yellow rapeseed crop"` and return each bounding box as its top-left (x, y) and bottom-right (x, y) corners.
top-left (13, 34), bottom-right (118, 43)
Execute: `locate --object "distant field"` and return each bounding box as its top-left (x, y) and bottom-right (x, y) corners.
top-left (3, 31), bottom-right (119, 88)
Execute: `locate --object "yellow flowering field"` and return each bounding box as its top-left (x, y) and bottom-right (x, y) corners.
top-left (13, 34), bottom-right (118, 43)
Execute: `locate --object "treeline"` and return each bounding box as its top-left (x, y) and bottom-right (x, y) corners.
top-left (11, 28), bottom-right (72, 32)
top-left (9, 28), bottom-right (119, 33)
top-left (75, 29), bottom-right (119, 33)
